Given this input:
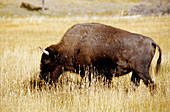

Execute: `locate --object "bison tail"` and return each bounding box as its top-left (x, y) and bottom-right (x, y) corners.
top-left (152, 42), bottom-right (162, 73)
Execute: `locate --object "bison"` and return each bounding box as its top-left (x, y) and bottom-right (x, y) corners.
top-left (39, 23), bottom-right (161, 89)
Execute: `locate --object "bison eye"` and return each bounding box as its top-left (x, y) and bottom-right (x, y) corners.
top-left (43, 60), bottom-right (50, 64)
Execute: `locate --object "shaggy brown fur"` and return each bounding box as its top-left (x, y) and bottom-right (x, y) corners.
top-left (40, 23), bottom-right (161, 89)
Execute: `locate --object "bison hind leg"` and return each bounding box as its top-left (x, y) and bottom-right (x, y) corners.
top-left (142, 72), bottom-right (156, 92)
top-left (134, 68), bottom-right (156, 93)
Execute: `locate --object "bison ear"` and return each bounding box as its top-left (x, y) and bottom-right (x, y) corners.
top-left (39, 47), bottom-right (49, 55)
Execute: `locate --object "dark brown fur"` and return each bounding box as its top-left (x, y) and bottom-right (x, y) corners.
top-left (40, 23), bottom-right (161, 89)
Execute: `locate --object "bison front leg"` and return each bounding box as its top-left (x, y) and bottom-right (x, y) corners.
top-left (75, 65), bottom-right (86, 78)
top-left (50, 66), bottom-right (63, 84)
top-left (131, 71), bottom-right (140, 87)
top-left (103, 68), bottom-right (114, 87)
top-left (76, 65), bottom-right (93, 86)
top-left (81, 64), bottom-right (94, 83)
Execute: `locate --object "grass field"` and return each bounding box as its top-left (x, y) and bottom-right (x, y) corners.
top-left (0, 0), bottom-right (140, 17)
top-left (0, 16), bottom-right (170, 112)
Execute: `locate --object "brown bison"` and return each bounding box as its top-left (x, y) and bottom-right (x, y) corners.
top-left (39, 23), bottom-right (161, 89)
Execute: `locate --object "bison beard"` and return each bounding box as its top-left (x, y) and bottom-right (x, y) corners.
top-left (39, 23), bottom-right (161, 90)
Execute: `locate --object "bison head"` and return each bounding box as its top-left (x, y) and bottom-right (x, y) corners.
top-left (39, 47), bottom-right (62, 83)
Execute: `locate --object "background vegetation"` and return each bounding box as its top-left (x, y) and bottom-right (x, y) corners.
top-left (0, 0), bottom-right (170, 112)
top-left (0, 0), bottom-right (168, 17)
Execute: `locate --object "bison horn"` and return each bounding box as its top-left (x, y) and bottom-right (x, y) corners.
top-left (39, 47), bottom-right (49, 55)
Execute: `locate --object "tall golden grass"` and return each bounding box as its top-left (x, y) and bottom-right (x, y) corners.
top-left (0, 16), bottom-right (169, 112)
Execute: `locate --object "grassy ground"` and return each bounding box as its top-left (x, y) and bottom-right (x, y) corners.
top-left (0, 16), bottom-right (169, 112)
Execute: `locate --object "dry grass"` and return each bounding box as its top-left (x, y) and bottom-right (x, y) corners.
top-left (0, 16), bottom-right (170, 112)
top-left (0, 0), bottom-right (137, 17)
